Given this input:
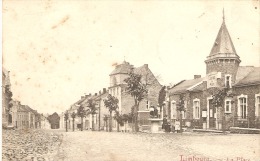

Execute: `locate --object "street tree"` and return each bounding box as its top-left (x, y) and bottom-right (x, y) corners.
top-left (113, 111), bottom-right (124, 132)
top-left (103, 114), bottom-right (109, 132)
top-left (71, 112), bottom-right (76, 131)
top-left (86, 99), bottom-right (98, 131)
top-left (122, 114), bottom-right (130, 132)
top-left (103, 94), bottom-right (119, 132)
top-left (177, 94), bottom-right (185, 133)
top-left (77, 104), bottom-right (88, 131)
top-left (211, 87), bottom-right (230, 130)
top-left (124, 72), bottom-right (147, 132)
top-left (64, 111), bottom-right (69, 132)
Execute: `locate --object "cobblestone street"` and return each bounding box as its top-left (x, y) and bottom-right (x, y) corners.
top-left (60, 131), bottom-right (260, 161)
top-left (2, 129), bottom-right (63, 161)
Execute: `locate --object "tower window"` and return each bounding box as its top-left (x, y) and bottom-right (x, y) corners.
top-left (225, 74), bottom-right (232, 88)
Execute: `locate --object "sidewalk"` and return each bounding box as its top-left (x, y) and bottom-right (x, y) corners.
top-left (192, 128), bottom-right (224, 133)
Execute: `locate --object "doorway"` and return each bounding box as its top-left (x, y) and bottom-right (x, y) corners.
top-left (208, 99), bottom-right (216, 129)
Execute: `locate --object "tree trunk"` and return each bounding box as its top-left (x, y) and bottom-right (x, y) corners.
top-left (106, 121), bottom-right (108, 132)
top-left (81, 117), bottom-right (83, 131)
top-left (66, 120), bottom-right (68, 132)
top-left (72, 119), bottom-right (74, 131)
top-left (92, 114), bottom-right (95, 131)
top-left (180, 112), bottom-right (183, 133)
top-left (109, 111), bottom-right (112, 132)
top-left (125, 121), bottom-right (127, 132)
top-left (134, 102), bottom-right (140, 132)
top-left (117, 122), bottom-right (119, 132)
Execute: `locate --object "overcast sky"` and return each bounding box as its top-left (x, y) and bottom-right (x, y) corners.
top-left (2, 0), bottom-right (259, 114)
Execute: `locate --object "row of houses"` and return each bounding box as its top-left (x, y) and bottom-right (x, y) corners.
top-left (61, 12), bottom-right (259, 132)
top-left (60, 61), bottom-right (162, 131)
top-left (10, 100), bottom-right (51, 129)
top-left (2, 68), bottom-right (51, 129)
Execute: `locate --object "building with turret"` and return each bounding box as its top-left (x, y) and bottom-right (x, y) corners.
top-left (167, 11), bottom-right (260, 130)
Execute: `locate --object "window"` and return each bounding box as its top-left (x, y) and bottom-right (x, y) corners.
top-left (225, 74), bottom-right (232, 88)
top-left (171, 101), bottom-right (177, 119)
top-left (256, 94), bottom-right (260, 117)
top-left (193, 99), bottom-right (200, 119)
top-left (238, 95), bottom-right (247, 119)
top-left (225, 99), bottom-right (232, 113)
top-left (146, 101), bottom-right (150, 109)
top-left (181, 111), bottom-right (186, 119)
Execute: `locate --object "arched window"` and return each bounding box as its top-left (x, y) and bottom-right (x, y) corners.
top-left (193, 98), bottom-right (200, 119)
top-left (225, 74), bottom-right (232, 88)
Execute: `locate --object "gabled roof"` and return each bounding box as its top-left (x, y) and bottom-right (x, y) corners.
top-left (169, 77), bottom-right (204, 94)
top-left (17, 105), bottom-right (29, 112)
top-left (24, 105), bottom-right (38, 115)
top-left (235, 66), bottom-right (255, 84)
top-left (234, 67), bottom-right (260, 87)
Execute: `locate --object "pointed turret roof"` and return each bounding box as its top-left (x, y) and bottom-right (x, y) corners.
top-left (206, 10), bottom-right (240, 62)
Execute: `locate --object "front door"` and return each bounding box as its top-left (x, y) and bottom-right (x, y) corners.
top-left (208, 99), bottom-right (216, 129)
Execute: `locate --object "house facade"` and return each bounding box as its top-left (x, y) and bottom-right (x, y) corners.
top-left (167, 13), bottom-right (260, 130)
top-left (109, 61), bottom-right (162, 130)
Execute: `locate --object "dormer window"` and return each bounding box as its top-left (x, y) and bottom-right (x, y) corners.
top-left (225, 74), bottom-right (232, 88)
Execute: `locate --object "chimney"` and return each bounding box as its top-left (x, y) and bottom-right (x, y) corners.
top-left (89, 93), bottom-right (91, 96)
top-left (95, 93), bottom-right (97, 96)
top-left (194, 75), bottom-right (201, 79)
top-left (99, 91), bottom-right (101, 95)
top-left (144, 64), bottom-right (148, 68)
top-left (103, 88), bottom-right (106, 94)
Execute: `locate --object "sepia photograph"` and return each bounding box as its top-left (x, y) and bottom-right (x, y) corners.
top-left (2, 0), bottom-right (260, 161)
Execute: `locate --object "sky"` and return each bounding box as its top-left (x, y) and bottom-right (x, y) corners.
top-left (2, 0), bottom-right (260, 114)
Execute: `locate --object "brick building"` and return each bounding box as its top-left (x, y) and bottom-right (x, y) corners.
top-left (167, 12), bottom-right (260, 130)
top-left (109, 61), bottom-right (162, 130)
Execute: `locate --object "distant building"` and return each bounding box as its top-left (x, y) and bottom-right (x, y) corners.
top-left (48, 112), bottom-right (60, 129)
top-left (167, 12), bottom-right (260, 130)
